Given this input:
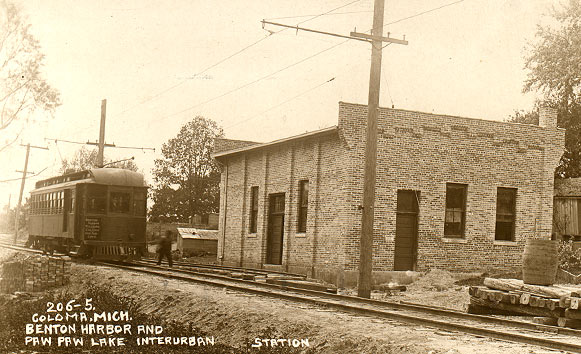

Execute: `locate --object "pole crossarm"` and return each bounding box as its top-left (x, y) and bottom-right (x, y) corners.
top-left (19, 143), bottom-right (48, 150)
top-left (86, 141), bottom-right (116, 148)
top-left (261, 20), bottom-right (370, 43)
top-left (350, 31), bottom-right (408, 45)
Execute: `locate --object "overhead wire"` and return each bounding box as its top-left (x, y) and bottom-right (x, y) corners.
top-left (225, 77), bottom-right (337, 130)
top-left (384, 0), bottom-right (465, 28)
top-left (264, 10), bottom-right (373, 21)
top-left (44, 138), bottom-right (155, 151)
top-left (0, 166), bottom-right (48, 183)
top-left (158, 40), bottom-right (348, 122)
top-left (112, 0), bottom-right (362, 121)
top-left (158, 0), bottom-right (467, 123)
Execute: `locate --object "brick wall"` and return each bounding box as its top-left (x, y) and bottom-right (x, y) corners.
top-left (338, 102), bottom-right (565, 272)
top-left (216, 101), bottom-right (565, 280)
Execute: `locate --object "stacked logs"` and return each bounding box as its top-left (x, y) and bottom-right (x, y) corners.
top-left (468, 278), bottom-right (581, 328)
top-left (0, 255), bottom-right (71, 293)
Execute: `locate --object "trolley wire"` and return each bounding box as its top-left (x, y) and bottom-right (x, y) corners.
top-left (224, 77), bottom-right (336, 130)
top-left (158, 0), bottom-right (468, 124)
top-left (113, 0), bottom-right (362, 120)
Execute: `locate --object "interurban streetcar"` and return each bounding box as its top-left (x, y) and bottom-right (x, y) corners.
top-left (27, 168), bottom-right (147, 259)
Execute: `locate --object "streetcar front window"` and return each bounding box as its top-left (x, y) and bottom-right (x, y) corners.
top-left (87, 185), bottom-right (107, 214)
top-left (109, 192), bottom-right (130, 214)
top-left (133, 190), bottom-right (146, 216)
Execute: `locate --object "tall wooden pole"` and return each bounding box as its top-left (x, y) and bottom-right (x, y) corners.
top-left (358, 0), bottom-right (385, 299)
top-left (14, 144), bottom-right (30, 244)
top-left (261, 0), bottom-right (407, 299)
top-left (96, 99), bottom-right (107, 167)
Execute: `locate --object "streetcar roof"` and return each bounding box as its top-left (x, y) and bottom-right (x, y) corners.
top-left (33, 168), bottom-right (146, 192)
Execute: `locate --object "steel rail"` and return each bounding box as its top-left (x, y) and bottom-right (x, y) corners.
top-left (3, 242), bottom-right (581, 352)
top-left (140, 257), bottom-right (307, 278)
top-left (101, 261), bottom-right (581, 353)
top-left (133, 260), bottom-right (581, 336)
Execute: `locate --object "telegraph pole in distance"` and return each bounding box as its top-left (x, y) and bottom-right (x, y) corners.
top-left (14, 143), bottom-right (48, 244)
top-left (262, 0), bottom-right (407, 298)
top-left (87, 99), bottom-right (115, 167)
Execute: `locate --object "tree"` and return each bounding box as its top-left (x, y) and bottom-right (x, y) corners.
top-left (150, 116), bottom-right (223, 223)
top-left (60, 146), bottom-right (139, 174)
top-left (0, 1), bottom-right (60, 149)
top-left (522, 0), bottom-right (581, 178)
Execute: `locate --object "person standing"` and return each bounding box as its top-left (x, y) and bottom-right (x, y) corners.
top-left (157, 230), bottom-right (173, 267)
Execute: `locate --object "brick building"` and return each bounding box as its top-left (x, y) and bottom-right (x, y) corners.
top-left (213, 102), bottom-right (565, 285)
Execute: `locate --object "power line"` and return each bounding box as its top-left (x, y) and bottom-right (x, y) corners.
top-left (384, 0), bottom-right (465, 27)
top-left (0, 166), bottom-right (48, 183)
top-left (295, 0), bottom-right (361, 25)
top-left (44, 138), bottom-right (155, 151)
top-left (225, 77), bottom-right (336, 130)
top-left (158, 0), bottom-right (466, 123)
top-left (158, 40), bottom-right (348, 122)
top-left (112, 35), bottom-right (273, 118)
top-left (265, 10), bottom-right (372, 21)
top-left (111, 0), bottom-right (362, 120)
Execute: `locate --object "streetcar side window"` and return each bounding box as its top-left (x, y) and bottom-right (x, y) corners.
top-left (87, 185), bottom-right (107, 214)
top-left (109, 192), bottom-right (131, 214)
top-left (133, 191), bottom-right (146, 216)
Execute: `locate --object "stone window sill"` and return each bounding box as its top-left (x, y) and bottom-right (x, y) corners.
top-left (442, 237), bottom-right (467, 244)
top-left (247, 233), bottom-right (257, 238)
top-left (493, 240), bottom-right (517, 246)
top-left (296, 232), bottom-right (307, 238)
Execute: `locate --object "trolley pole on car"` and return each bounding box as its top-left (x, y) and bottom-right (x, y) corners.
top-left (262, 0), bottom-right (407, 298)
top-left (13, 143), bottom-right (48, 244)
top-left (87, 99), bottom-right (115, 167)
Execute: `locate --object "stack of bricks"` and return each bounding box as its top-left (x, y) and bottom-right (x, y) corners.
top-left (0, 255), bottom-right (71, 294)
top-left (0, 261), bottom-right (25, 293)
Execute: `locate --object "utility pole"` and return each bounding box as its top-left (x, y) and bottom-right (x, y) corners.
top-left (357, 0), bottom-right (385, 299)
top-left (87, 99), bottom-right (115, 167)
top-left (14, 143), bottom-right (48, 244)
top-left (263, 0), bottom-right (407, 298)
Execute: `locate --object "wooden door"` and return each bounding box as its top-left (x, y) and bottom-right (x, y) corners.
top-left (266, 193), bottom-right (285, 265)
top-left (394, 190), bottom-right (419, 271)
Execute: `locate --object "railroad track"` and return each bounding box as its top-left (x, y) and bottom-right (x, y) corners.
top-left (3, 242), bottom-right (581, 352)
top-left (103, 260), bottom-right (581, 353)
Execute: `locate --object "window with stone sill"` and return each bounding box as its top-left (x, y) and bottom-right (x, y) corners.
top-left (444, 183), bottom-right (467, 238)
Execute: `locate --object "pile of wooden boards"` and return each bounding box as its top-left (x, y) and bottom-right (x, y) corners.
top-left (0, 255), bottom-right (71, 293)
top-left (469, 278), bottom-right (581, 328)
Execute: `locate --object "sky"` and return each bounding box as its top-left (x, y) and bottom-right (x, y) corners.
top-left (0, 0), bottom-right (558, 209)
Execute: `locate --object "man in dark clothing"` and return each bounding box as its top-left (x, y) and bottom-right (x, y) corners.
top-left (157, 230), bottom-right (173, 267)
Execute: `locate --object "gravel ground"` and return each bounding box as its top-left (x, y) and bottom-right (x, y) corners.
top-left (0, 249), bottom-right (567, 353)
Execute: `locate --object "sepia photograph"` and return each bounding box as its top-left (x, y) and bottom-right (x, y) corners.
top-left (1, 0), bottom-right (581, 352)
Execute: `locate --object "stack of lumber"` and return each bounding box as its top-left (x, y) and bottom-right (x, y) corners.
top-left (0, 255), bottom-right (71, 294)
top-left (468, 278), bottom-right (581, 328)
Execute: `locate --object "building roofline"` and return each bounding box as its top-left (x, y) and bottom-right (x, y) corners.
top-left (212, 126), bottom-right (338, 159)
top-left (338, 101), bottom-right (566, 131)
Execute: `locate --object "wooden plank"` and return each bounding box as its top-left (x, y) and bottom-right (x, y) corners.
top-left (565, 309), bottom-right (581, 320)
top-left (508, 292), bottom-right (521, 304)
top-left (484, 278), bottom-right (571, 298)
top-left (520, 293), bottom-right (531, 305)
top-left (558, 317), bottom-right (581, 329)
top-left (529, 296), bottom-right (546, 308)
top-left (532, 317), bottom-right (558, 326)
top-left (470, 296), bottom-right (564, 318)
top-left (546, 299), bottom-right (559, 311)
top-left (560, 296), bottom-right (572, 308)
top-left (467, 298), bottom-right (520, 316)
